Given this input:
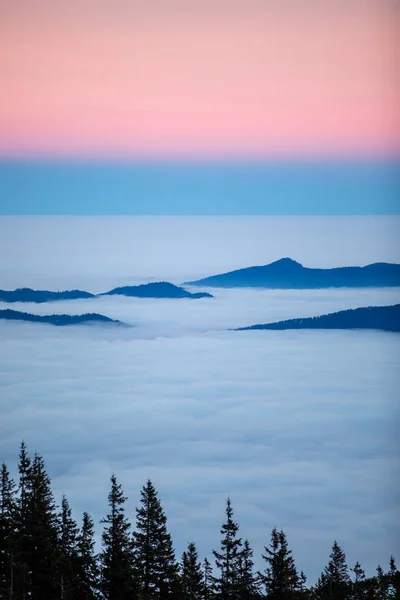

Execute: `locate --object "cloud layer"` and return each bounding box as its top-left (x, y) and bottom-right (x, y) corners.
top-left (1, 305), bottom-right (399, 582)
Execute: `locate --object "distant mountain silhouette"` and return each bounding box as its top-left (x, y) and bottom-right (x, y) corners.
top-left (185, 258), bottom-right (400, 288)
top-left (236, 304), bottom-right (400, 333)
top-left (0, 283), bottom-right (213, 304)
top-left (101, 282), bottom-right (213, 299)
top-left (0, 309), bottom-right (124, 326)
top-left (0, 288), bottom-right (95, 303)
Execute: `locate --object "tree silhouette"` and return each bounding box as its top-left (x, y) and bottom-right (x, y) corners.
top-left (203, 557), bottom-right (214, 600)
top-left (100, 474), bottom-right (135, 600)
top-left (0, 463), bottom-right (16, 599)
top-left (259, 527), bottom-right (304, 600)
top-left (133, 479), bottom-right (180, 599)
top-left (212, 497), bottom-right (242, 599)
top-left (181, 542), bottom-right (204, 600)
top-left (76, 511), bottom-right (101, 599)
top-left (237, 539), bottom-right (261, 599)
top-left (313, 541), bottom-right (350, 600)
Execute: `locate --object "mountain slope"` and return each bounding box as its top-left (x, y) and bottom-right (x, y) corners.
top-left (101, 282), bottom-right (213, 299)
top-left (0, 309), bottom-right (124, 326)
top-left (236, 304), bottom-right (400, 333)
top-left (0, 283), bottom-right (213, 303)
top-left (0, 288), bottom-right (95, 303)
top-left (185, 258), bottom-right (400, 288)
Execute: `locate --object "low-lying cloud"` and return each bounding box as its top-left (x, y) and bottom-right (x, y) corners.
top-left (1, 313), bottom-right (399, 582)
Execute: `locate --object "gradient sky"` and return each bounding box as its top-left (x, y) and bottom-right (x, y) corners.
top-left (1, 0), bottom-right (399, 159)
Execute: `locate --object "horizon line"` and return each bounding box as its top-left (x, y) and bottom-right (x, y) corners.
top-left (1, 154), bottom-right (400, 166)
top-left (1, 213), bottom-right (400, 217)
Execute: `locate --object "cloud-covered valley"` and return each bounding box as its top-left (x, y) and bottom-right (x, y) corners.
top-left (1, 308), bottom-right (399, 581)
top-left (0, 215), bottom-right (399, 583)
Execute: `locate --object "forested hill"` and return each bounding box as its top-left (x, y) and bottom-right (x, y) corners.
top-left (185, 258), bottom-right (400, 288)
top-left (101, 281), bottom-right (213, 299)
top-left (0, 443), bottom-right (398, 600)
top-left (236, 304), bottom-right (400, 333)
top-left (0, 309), bottom-right (123, 326)
top-left (0, 282), bottom-right (213, 303)
top-left (0, 287), bottom-right (95, 303)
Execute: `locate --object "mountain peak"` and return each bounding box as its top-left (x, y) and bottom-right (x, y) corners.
top-left (267, 257), bottom-right (303, 269)
top-left (183, 259), bottom-right (400, 289)
top-left (103, 281), bottom-right (213, 299)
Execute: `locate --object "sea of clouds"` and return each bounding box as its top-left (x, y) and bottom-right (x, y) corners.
top-left (0, 215), bottom-right (399, 582)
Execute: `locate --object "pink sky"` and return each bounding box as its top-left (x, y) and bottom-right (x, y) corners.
top-left (1, 0), bottom-right (399, 158)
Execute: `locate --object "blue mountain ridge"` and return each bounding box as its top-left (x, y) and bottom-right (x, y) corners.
top-left (0, 309), bottom-right (125, 327)
top-left (0, 282), bottom-right (213, 303)
top-left (185, 258), bottom-right (400, 288)
top-left (99, 282), bottom-right (212, 299)
top-left (235, 304), bottom-right (400, 333)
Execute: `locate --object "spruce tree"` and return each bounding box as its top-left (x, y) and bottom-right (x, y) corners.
top-left (203, 558), bottom-right (214, 600)
top-left (0, 463), bottom-right (17, 600)
top-left (181, 542), bottom-right (204, 600)
top-left (14, 440), bottom-right (32, 600)
top-left (76, 511), bottom-right (101, 599)
top-left (24, 452), bottom-right (60, 600)
top-left (132, 479), bottom-right (180, 600)
top-left (236, 539), bottom-right (260, 600)
top-left (259, 527), bottom-right (303, 600)
top-left (100, 474), bottom-right (135, 600)
top-left (298, 571), bottom-right (309, 599)
top-left (372, 557), bottom-right (400, 600)
top-left (387, 556), bottom-right (400, 599)
top-left (351, 562), bottom-right (365, 600)
top-left (376, 564), bottom-right (388, 599)
top-left (313, 541), bottom-right (350, 600)
top-left (58, 494), bottom-right (80, 599)
top-left (212, 497), bottom-right (242, 599)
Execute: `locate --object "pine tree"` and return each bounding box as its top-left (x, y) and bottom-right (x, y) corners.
top-left (212, 497), bottom-right (242, 599)
top-left (13, 447), bottom-right (60, 599)
top-left (259, 527), bottom-right (303, 600)
top-left (299, 571), bottom-right (309, 599)
top-left (17, 443), bottom-right (30, 509)
top-left (351, 562), bottom-right (365, 600)
top-left (13, 451), bottom-right (61, 600)
top-left (313, 541), bottom-right (350, 600)
top-left (29, 453), bottom-right (61, 600)
top-left (0, 463), bottom-right (17, 600)
top-left (373, 557), bottom-right (400, 600)
top-left (76, 511), bottom-right (101, 600)
top-left (14, 441), bottom-right (32, 600)
top-left (58, 494), bottom-right (80, 599)
top-left (203, 558), bottom-right (214, 600)
top-left (387, 556), bottom-right (400, 599)
top-left (236, 539), bottom-right (260, 599)
top-left (100, 474), bottom-right (135, 600)
top-left (132, 479), bottom-right (180, 599)
top-left (181, 542), bottom-right (204, 600)
top-left (351, 563), bottom-right (388, 600)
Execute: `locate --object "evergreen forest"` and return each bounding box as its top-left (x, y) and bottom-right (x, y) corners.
top-left (0, 443), bottom-right (398, 600)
